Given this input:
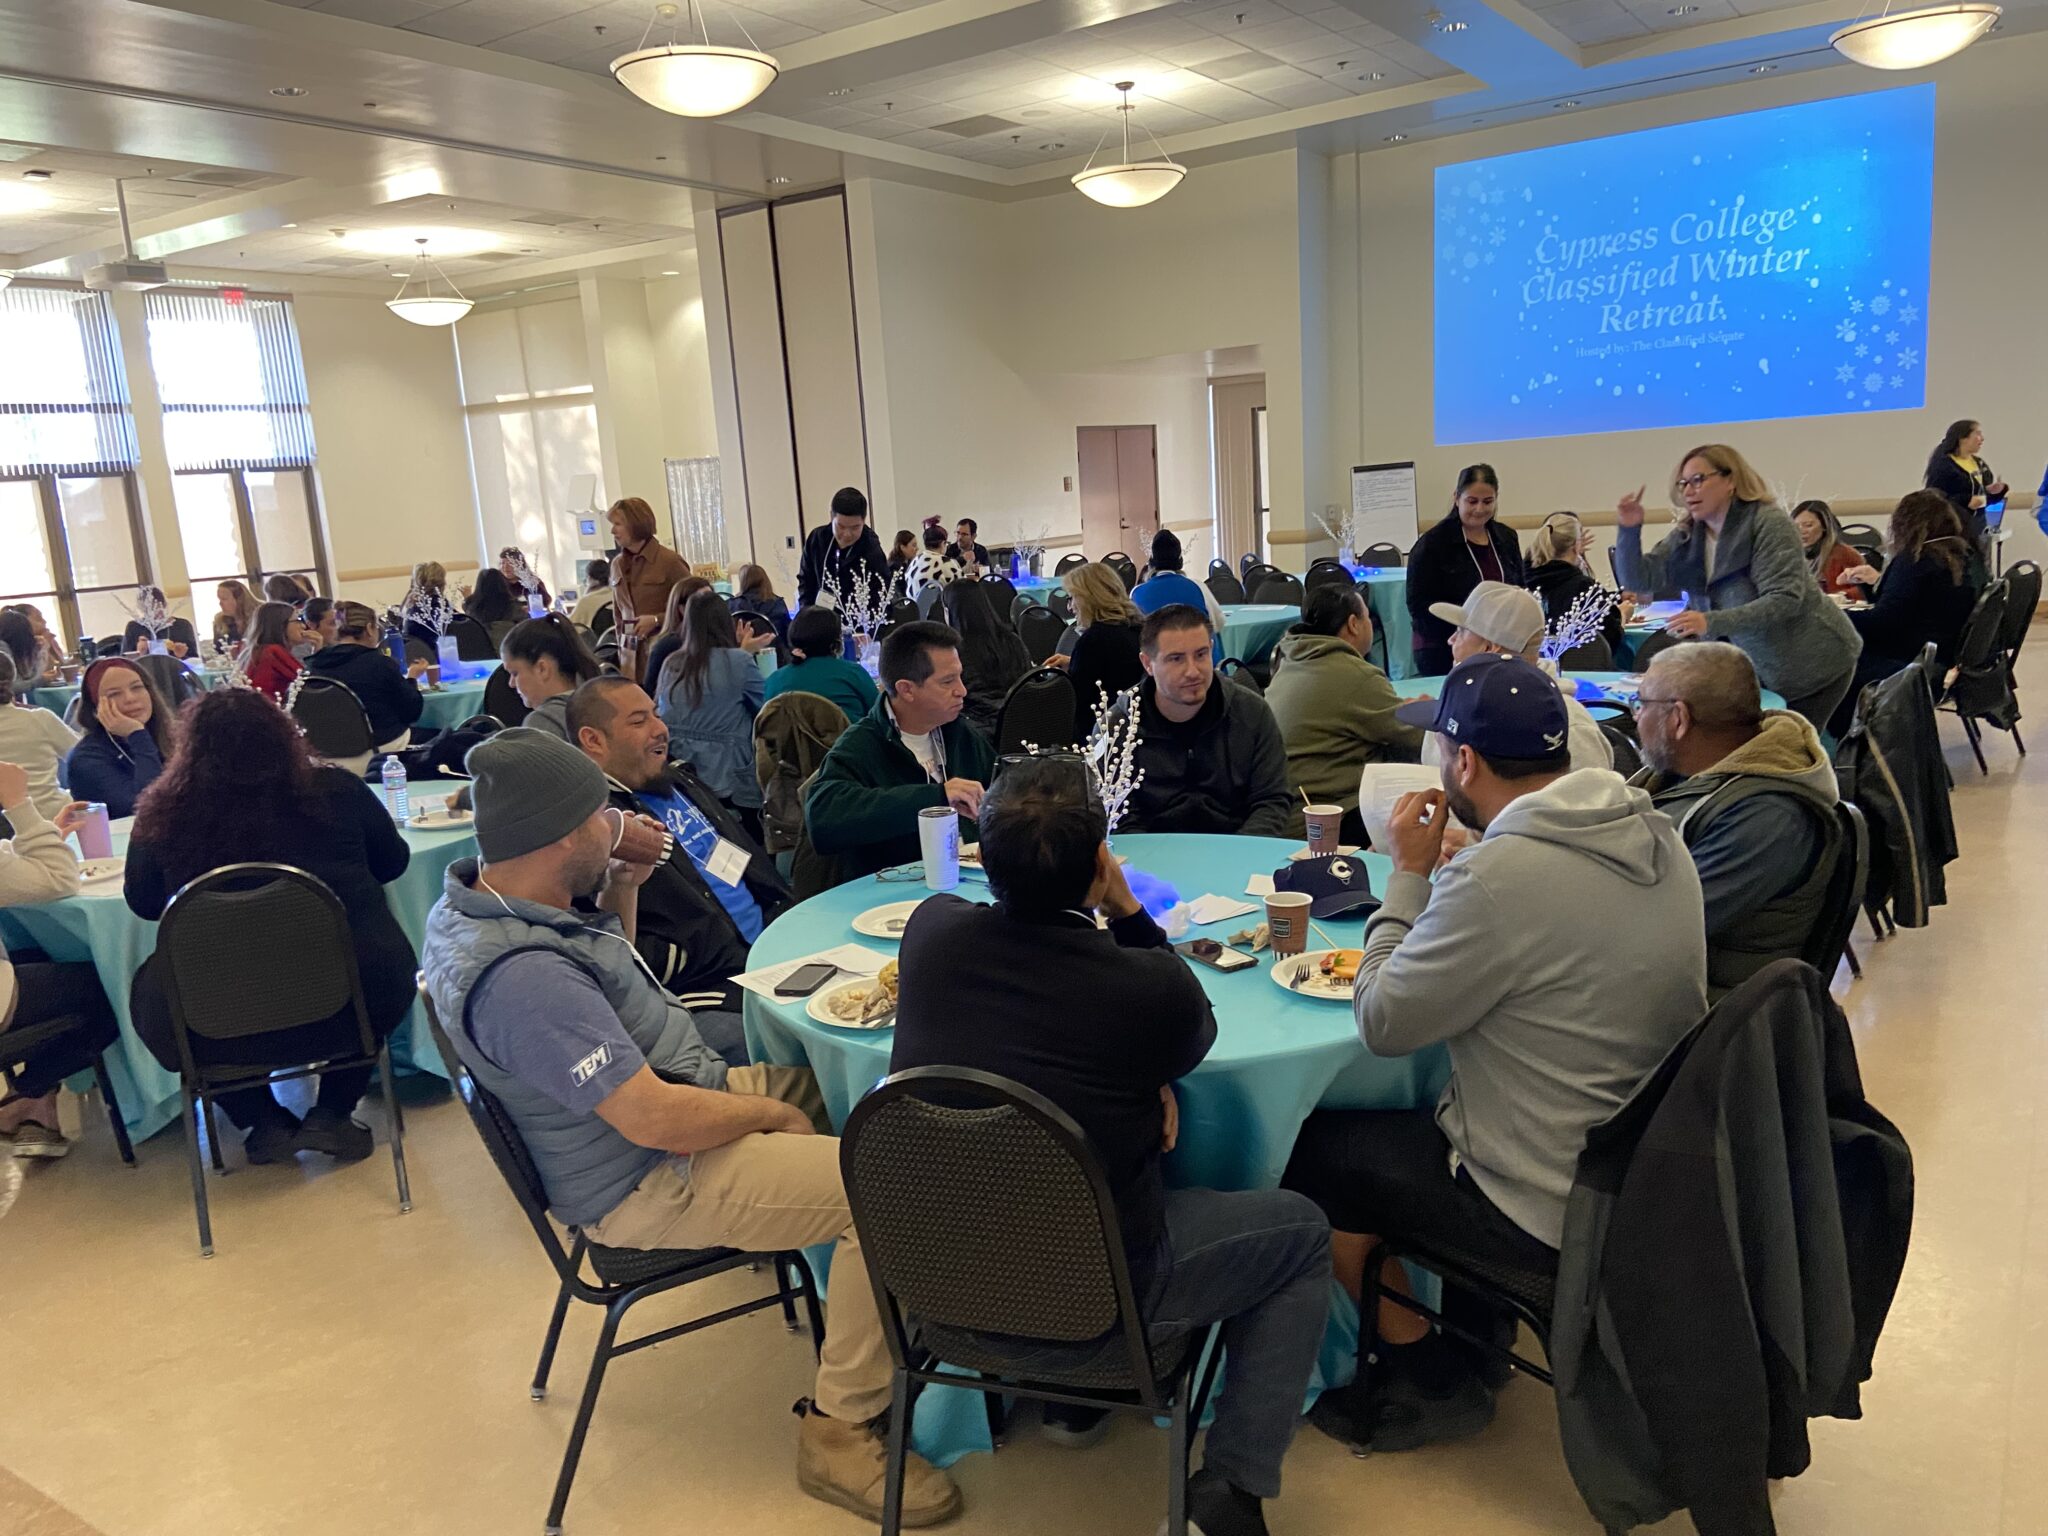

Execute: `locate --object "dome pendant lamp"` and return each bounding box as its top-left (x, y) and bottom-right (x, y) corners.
top-left (611, 1), bottom-right (779, 119)
top-left (1071, 82), bottom-right (1186, 209)
top-left (385, 238), bottom-right (473, 327)
top-left (1830, 2), bottom-right (2000, 69)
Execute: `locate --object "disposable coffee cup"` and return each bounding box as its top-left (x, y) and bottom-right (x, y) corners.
top-left (919, 806), bottom-right (960, 892)
top-left (75, 802), bottom-right (113, 861)
top-left (1303, 804), bottom-right (1342, 855)
top-left (1266, 891), bottom-right (1312, 957)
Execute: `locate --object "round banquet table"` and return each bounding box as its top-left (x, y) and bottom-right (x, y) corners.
top-left (1399, 669), bottom-right (1786, 713)
top-left (1215, 604), bottom-right (1299, 668)
top-left (742, 832), bottom-right (1445, 1465)
top-left (1348, 567), bottom-right (1416, 681)
top-left (414, 679), bottom-right (489, 731)
top-left (31, 665), bottom-right (235, 717)
top-left (0, 810), bottom-right (476, 1141)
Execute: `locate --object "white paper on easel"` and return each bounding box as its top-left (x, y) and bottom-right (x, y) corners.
top-left (1350, 462), bottom-right (1420, 555)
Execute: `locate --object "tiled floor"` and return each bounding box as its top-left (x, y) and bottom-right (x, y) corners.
top-left (5, 658), bottom-right (2045, 1536)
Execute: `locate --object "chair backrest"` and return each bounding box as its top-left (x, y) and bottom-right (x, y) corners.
top-left (95, 634), bottom-right (124, 659)
top-left (1357, 542), bottom-right (1405, 568)
top-left (1046, 588), bottom-right (1075, 623)
top-left (421, 983), bottom-right (581, 1278)
top-left (447, 613), bottom-right (496, 660)
top-left (127, 652), bottom-right (200, 707)
top-left (755, 691), bottom-right (853, 855)
top-left (1955, 579), bottom-right (2009, 671)
top-left (1837, 522), bottom-right (1881, 544)
top-left (1251, 574), bottom-right (1304, 608)
top-left (290, 675), bottom-right (375, 760)
top-left (981, 574), bottom-right (1018, 620)
top-left (1803, 802), bottom-right (1869, 976)
top-left (1556, 638), bottom-right (1614, 672)
top-left (1206, 562), bottom-right (1247, 606)
top-left (1629, 628), bottom-right (1683, 671)
top-left (588, 602), bottom-right (614, 637)
top-left (1240, 561), bottom-right (1282, 594)
top-left (157, 864), bottom-right (372, 1062)
top-left (1219, 657), bottom-right (1263, 694)
top-left (1054, 552), bottom-right (1087, 575)
top-left (1017, 604), bottom-right (1069, 664)
top-left (1304, 561), bottom-right (1351, 596)
top-left (887, 598), bottom-right (920, 628)
top-left (996, 666), bottom-right (1080, 752)
top-left (1600, 723), bottom-right (1643, 777)
top-left (1997, 559), bottom-right (2040, 664)
top-left (403, 636), bottom-right (436, 665)
top-left (916, 583), bottom-right (944, 618)
top-left (841, 1067), bottom-right (1167, 1402)
top-left (1104, 553), bottom-right (1138, 591)
top-left (1011, 592), bottom-right (1038, 628)
top-left (482, 665), bottom-right (530, 728)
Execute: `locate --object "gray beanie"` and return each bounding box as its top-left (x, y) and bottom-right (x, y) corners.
top-left (466, 727), bottom-right (610, 863)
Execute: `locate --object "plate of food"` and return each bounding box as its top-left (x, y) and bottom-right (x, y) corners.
top-left (808, 961), bottom-right (900, 1029)
top-left (852, 899), bottom-right (927, 939)
top-left (77, 857), bottom-right (125, 885)
top-left (410, 805), bottom-right (475, 830)
top-left (1270, 948), bottom-right (1361, 1001)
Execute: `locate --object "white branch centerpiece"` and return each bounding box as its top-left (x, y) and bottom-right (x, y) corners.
top-left (1539, 586), bottom-right (1618, 663)
top-left (396, 581), bottom-right (458, 640)
top-left (1313, 504), bottom-right (1365, 565)
top-left (1009, 522), bottom-right (1052, 578)
top-left (123, 585), bottom-right (173, 650)
top-left (1017, 684), bottom-right (1147, 835)
top-left (820, 562), bottom-right (889, 640)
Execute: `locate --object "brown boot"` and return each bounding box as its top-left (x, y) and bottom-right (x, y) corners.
top-left (796, 1401), bottom-right (963, 1527)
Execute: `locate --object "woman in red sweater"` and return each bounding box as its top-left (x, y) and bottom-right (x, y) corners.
top-left (241, 600), bottom-right (307, 701)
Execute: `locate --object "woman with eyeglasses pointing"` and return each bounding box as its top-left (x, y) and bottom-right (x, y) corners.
top-left (1614, 443), bottom-right (1861, 730)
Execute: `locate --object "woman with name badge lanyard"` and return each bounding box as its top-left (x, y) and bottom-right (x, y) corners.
top-left (1404, 464), bottom-right (1525, 677)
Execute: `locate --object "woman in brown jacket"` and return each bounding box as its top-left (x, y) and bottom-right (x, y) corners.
top-left (607, 496), bottom-right (690, 683)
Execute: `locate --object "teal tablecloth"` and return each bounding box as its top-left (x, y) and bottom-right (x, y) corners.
top-left (742, 832), bottom-right (1446, 1464)
top-left (0, 812), bottom-right (476, 1140)
top-left (1351, 569), bottom-right (1415, 681)
top-left (1216, 605), bottom-right (1299, 667)
top-left (415, 680), bottom-right (488, 731)
top-left (31, 665), bottom-right (234, 717)
top-left (1402, 669), bottom-right (1786, 712)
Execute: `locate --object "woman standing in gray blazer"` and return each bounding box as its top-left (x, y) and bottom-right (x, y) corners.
top-left (1615, 444), bottom-right (1861, 729)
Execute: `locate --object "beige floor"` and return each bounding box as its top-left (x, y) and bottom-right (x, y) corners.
top-left (4, 661), bottom-right (2045, 1536)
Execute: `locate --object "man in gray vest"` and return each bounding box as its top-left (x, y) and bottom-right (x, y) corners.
top-left (1633, 642), bottom-right (1843, 997)
top-left (421, 729), bottom-right (961, 1528)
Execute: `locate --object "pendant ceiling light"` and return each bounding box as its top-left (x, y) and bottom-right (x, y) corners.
top-left (1072, 82), bottom-right (1186, 208)
top-left (1830, 2), bottom-right (1999, 68)
top-left (612, 1), bottom-right (778, 119)
top-left (385, 238), bottom-right (473, 327)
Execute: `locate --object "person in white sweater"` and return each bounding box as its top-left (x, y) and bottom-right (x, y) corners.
top-left (0, 651), bottom-right (80, 823)
top-left (0, 759), bottom-right (113, 1159)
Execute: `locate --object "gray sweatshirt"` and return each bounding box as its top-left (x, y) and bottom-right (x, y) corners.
top-left (1353, 769), bottom-right (1708, 1247)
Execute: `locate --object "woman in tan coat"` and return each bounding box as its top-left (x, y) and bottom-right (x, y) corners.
top-left (606, 496), bottom-right (690, 683)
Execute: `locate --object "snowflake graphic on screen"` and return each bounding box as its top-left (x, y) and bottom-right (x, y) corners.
top-left (1885, 330), bottom-right (1899, 345)
top-left (1897, 346), bottom-right (1921, 368)
top-left (1836, 321), bottom-right (1858, 342)
top-left (1863, 373), bottom-right (1885, 393)
top-left (1835, 364), bottom-right (1856, 383)
top-left (1868, 295), bottom-right (1891, 316)
top-left (1826, 285), bottom-right (1925, 409)
top-left (1854, 344), bottom-right (1868, 358)
top-left (1439, 166), bottom-right (1516, 287)
top-left (1900, 303), bottom-right (1920, 323)
top-left (1849, 298), bottom-right (1864, 314)
top-left (1890, 375), bottom-right (1905, 390)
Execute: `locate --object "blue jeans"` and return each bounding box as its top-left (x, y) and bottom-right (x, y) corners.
top-left (1148, 1188), bottom-right (1331, 1499)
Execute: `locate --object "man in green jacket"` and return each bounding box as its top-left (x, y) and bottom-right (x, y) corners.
top-left (1266, 586), bottom-right (1423, 839)
top-left (805, 620), bottom-right (997, 880)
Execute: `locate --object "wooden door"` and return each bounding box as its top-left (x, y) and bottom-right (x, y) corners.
top-left (1075, 425), bottom-right (1159, 562)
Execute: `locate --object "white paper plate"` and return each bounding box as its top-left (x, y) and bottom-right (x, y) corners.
top-left (1269, 949), bottom-right (1360, 1002)
top-left (77, 857), bottom-right (125, 885)
top-left (1287, 845), bottom-right (1361, 862)
top-left (410, 807), bottom-right (474, 830)
top-left (852, 899), bottom-right (928, 939)
top-left (807, 978), bottom-right (896, 1030)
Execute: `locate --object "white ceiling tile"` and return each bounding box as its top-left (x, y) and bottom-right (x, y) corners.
top-left (1369, 37), bottom-right (1459, 74)
top-left (1256, 76), bottom-right (1352, 107)
top-left (1229, 16), bottom-right (1342, 49)
top-left (1258, 27), bottom-right (1361, 62)
top-left (400, 0), bottom-right (571, 46)
top-left (1149, 35), bottom-right (1250, 66)
top-left (1187, 0), bottom-right (1298, 31)
top-left (1621, 0), bottom-right (1738, 26)
top-left (744, 0), bottom-right (890, 27)
top-left (1228, 63), bottom-right (1320, 96)
top-left (307, 0), bottom-right (451, 25)
top-left (1539, 0), bottom-right (1652, 42)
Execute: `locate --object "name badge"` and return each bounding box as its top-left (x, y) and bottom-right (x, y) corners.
top-left (706, 837), bottom-right (751, 888)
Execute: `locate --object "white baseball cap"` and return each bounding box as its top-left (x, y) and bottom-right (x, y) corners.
top-left (1429, 581), bottom-right (1545, 656)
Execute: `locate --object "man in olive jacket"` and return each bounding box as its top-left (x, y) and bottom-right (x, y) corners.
top-left (805, 621), bottom-right (997, 880)
top-left (1265, 586), bottom-right (1424, 839)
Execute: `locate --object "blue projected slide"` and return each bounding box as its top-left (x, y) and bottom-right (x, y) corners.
top-left (1432, 85), bottom-right (1935, 445)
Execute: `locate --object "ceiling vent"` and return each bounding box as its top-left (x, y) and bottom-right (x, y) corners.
top-left (930, 114), bottom-right (1020, 138)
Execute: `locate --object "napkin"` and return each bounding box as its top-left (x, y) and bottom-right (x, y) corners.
top-left (1244, 874), bottom-right (1277, 898)
top-left (731, 944), bottom-right (890, 1002)
top-left (1187, 893), bottom-right (1258, 926)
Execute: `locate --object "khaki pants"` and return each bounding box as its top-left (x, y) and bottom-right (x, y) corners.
top-left (585, 1065), bottom-right (891, 1423)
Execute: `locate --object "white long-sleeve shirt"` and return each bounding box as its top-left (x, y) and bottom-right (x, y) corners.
top-left (0, 797), bottom-right (82, 1024)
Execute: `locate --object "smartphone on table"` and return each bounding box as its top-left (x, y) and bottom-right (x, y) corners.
top-left (774, 963), bottom-right (838, 998)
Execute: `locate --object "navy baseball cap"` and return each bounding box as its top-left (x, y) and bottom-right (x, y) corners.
top-left (1394, 654), bottom-right (1571, 760)
top-left (1273, 852), bottom-right (1380, 919)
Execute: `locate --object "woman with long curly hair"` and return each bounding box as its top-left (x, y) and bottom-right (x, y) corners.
top-left (123, 690), bottom-right (417, 1163)
top-left (1828, 490), bottom-right (1982, 735)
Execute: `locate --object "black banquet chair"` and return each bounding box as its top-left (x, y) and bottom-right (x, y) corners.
top-left (482, 665), bottom-right (530, 728)
top-left (1997, 558), bottom-right (2040, 740)
top-left (1356, 541), bottom-right (1405, 568)
top-left (420, 988), bottom-right (822, 1536)
top-left (1046, 588), bottom-right (1074, 623)
top-left (1628, 628), bottom-right (1684, 672)
top-left (996, 666), bottom-right (1080, 752)
top-left (0, 999), bottom-right (134, 1167)
top-left (129, 652), bottom-right (203, 708)
top-left (446, 613), bottom-right (496, 661)
top-left (841, 1068), bottom-right (1222, 1536)
top-left (1938, 577), bottom-right (2014, 774)
top-left (158, 864), bottom-right (412, 1256)
top-left (1251, 573), bottom-right (1305, 608)
top-left (1054, 552), bottom-right (1087, 575)
top-left (1017, 604), bottom-right (1069, 664)
top-left (289, 675), bottom-right (376, 776)
top-left (981, 573), bottom-right (1018, 620)
top-left (1555, 639), bottom-right (1614, 672)
top-left (1105, 552), bottom-right (1139, 591)
top-left (1206, 561), bottom-right (1246, 606)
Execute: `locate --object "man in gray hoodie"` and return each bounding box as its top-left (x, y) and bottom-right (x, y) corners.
top-left (1285, 654), bottom-right (1707, 1452)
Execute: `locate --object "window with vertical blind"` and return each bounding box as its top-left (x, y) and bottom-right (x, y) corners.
top-left (142, 289), bottom-right (329, 596)
top-left (0, 283), bottom-right (149, 648)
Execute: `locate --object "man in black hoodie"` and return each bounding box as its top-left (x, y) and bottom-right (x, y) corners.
top-left (796, 486), bottom-right (890, 611)
top-left (1117, 606), bottom-right (1292, 838)
top-left (567, 675), bottom-right (790, 1065)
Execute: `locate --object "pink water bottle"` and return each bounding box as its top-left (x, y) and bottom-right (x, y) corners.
top-left (75, 802), bottom-right (113, 860)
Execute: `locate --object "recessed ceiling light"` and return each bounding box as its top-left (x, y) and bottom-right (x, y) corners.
top-left (1555, 99), bottom-right (1579, 108)
top-left (518, 247), bottom-right (540, 254)
top-left (827, 87), bottom-right (852, 96)
top-left (21, 169), bottom-right (53, 181)
top-left (768, 175), bottom-right (791, 185)
top-left (1439, 19), bottom-right (1468, 32)
top-left (270, 85), bottom-right (307, 97)
top-left (1364, 71), bottom-right (1385, 80)
top-left (341, 226), bottom-right (499, 258)
top-left (1385, 133), bottom-right (1407, 142)
top-left (282, 222), bottom-right (298, 229)
top-left (660, 269), bottom-right (680, 276)
top-left (1668, 4), bottom-right (1698, 13)
top-left (98, 205), bottom-right (118, 213)
top-left (1751, 62), bottom-right (1778, 72)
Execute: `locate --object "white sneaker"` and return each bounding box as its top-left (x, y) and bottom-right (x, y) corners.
top-left (12, 1122), bottom-right (72, 1159)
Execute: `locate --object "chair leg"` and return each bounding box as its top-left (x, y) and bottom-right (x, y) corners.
top-left (2013, 719), bottom-right (2027, 756)
top-left (772, 1253), bottom-right (801, 1332)
top-left (1844, 941), bottom-right (1862, 980)
top-left (532, 1241), bottom-right (584, 1400)
top-left (1963, 715), bottom-right (1989, 775)
top-left (880, 1367), bottom-right (913, 1536)
top-left (94, 1055), bottom-right (135, 1166)
top-left (182, 1088), bottom-right (214, 1258)
top-left (544, 1301), bottom-right (624, 1536)
top-left (201, 1095), bottom-right (227, 1173)
top-left (377, 1046), bottom-right (412, 1214)
top-left (1350, 1244), bottom-right (1394, 1459)
top-left (1867, 908), bottom-right (1887, 943)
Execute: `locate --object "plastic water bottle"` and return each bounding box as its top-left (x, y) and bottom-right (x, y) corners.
top-left (381, 757), bottom-right (411, 822)
top-left (527, 588), bottom-right (546, 619)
